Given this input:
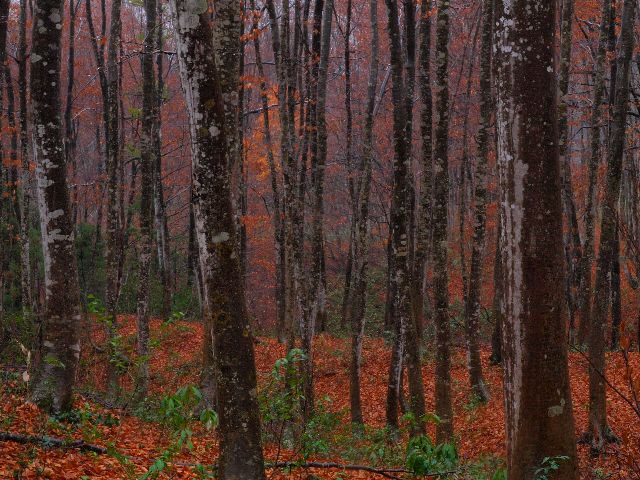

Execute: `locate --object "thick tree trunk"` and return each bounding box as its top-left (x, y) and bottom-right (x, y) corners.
top-left (495, 0), bottom-right (578, 477)
top-left (433, 0), bottom-right (453, 444)
top-left (463, 0), bottom-right (492, 404)
top-left (30, 0), bottom-right (82, 414)
top-left (170, 3), bottom-right (266, 478)
top-left (587, 0), bottom-right (636, 453)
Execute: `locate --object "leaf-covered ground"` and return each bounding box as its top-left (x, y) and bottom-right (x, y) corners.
top-left (1, 317), bottom-right (639, 479)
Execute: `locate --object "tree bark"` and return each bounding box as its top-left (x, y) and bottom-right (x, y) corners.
top-left (347, 0), bottom-right (379, 427)
top-left (170, 3), bottom-right (266, 478)
top-left (495, 0), bottom-right (578, 477)
top-left (412, 0), bottom-right (433, 341)
top-left (578, 0), bottom-right (611, 347)
top-left (433, 0), bottom-right (453, 444)
top-left (463, 0), bottom-right (491, 404)
top-left (135, 0), bottom-right (158, 399)
top-left (558, 0), bottom-right (582, 340)
top-left (250, 0), bottom-right (285, 342)
top-left (30, 0), bottom-right (82, 414)
top-left (587, 0), bottom-right (636, 453)
top-left (18, 0), bottom-right (32, 315)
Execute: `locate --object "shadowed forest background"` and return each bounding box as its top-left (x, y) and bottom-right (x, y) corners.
top-left (0, 0), bottom-right (640, 478)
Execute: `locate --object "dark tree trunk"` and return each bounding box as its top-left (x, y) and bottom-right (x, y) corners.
top-left (18, 0), bottom-right (32, 315)
top-left (433, 0), bottom-right (453, 444)
top-left (384, 0), bottom-right (426, 435)
top-left (463, 0), bottom-right (492, 403)
top-left (578, 0), bottom-right (612, 347)
top-left (347, 0), bottom-right (379, 427)
top-left (135, 0), bottom-right (158, 398)
top-left (412, 0), bottom-right (433, 342)
top-left (587, 0), bottom-right (636, 452)
top-left (495, 0), bottom-right (579, 477)
top-left (610, 224), bottom-right (621, 350)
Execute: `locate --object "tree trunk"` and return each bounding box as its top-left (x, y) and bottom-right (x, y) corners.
top-left (169, 3), bottom-right (266, 478)
top-left (463, 0), bottom-right (492, 403)
top-left (250, 0), bottom-right (285, 342)
top-left (587, 0), bottom-right (636, 453)
top-left (153, 7), bottom-right (172, 320)
top-left (346, 0), bottom-right (379, 427)
top-left (30, 0), bottom-right (82, 414)
top-left (135, 0), bottom-right (158, 399)
top-left (610, 225), bottom-right (621, 350)
top-left (495, 0), bottom-right (578, 477)
top-left (558, 0), bottom-right (583, 341)
top-left (383, 0), bottom-right (426, 435)
top-left (18, 0), bottom-right (32, 315)
top-left (433, 0), bottom-right (453, 444)
top-left (490, 220), bottom-right (503, 365)
top-left (578, 0), bottom-right (612, 347)
top-left (412, 0), bottom-right (433, 341)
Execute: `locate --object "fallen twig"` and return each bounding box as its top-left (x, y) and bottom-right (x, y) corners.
top-left (0, 431), bottom-right (108, 454)
top-left (267, 461), bottom-right (407, 479)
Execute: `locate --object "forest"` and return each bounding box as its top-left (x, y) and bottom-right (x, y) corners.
top-left (0, 0), bottom-right (639, 478)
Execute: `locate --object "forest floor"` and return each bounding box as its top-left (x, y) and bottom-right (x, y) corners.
top-left (1, 316), bottom-right (639, 479)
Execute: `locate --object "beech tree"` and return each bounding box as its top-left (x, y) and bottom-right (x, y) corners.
top-left (587, 0), bottom-right (636, 453)
top-left (347, 0), bottom-right (379, 426)
top-left (169, 1), bottom-right (266, 477)
top-left (463, 0), bottom-right (492, 403)
top-left (433, 0), bottom-right (453, 443)
top-left (136, 0), bottom-right (158, 398)
top-left (495, 0), bottom-right (578, 477)
top-left (30, 0), bottom-right (82, 413)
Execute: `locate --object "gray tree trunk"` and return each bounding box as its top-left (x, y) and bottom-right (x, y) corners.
top-left (30, 0), bottom-right (82, 414)
top-left (170, 3), bottom-right (266, 478)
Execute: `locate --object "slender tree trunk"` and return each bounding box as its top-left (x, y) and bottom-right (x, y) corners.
top-left (341, 0), bottom-right (354, 332)
top-left (463, 0), bottom-right (492, 403)
top-left (433, 0), bottom-right (453, 443)
top-left (489, 220), bottom-right (503, 365)
top-left (170, 4), bottom-right (266, 478)
top-left (18, 0), bottom-right (32, 315)
top-left (495, 0), bottom-right (578, 476)
top-left (558, 0), bottom-right (583, 340)
top-left (412, 0), bottom-right (433, 341)
top-left (30, 0), bottom-right (82, 414)
top-left (346, 0), bottom-right (379, 426)
top-left (250, 0), bottom-right (285, 341)
top-left (587, 0), bottom-right (636, 453)
top-left (578, 0), bottom-right (611, 347)
top-left (92, 0), bottom-right (123, 399)
top-left (153, 6), bottom-right (172, 320)
top-left (135, 0), bottom-right (158, 399)
top-left (383, 0), bottom-right (426, 435)
top-left (610, 225), bottom-right (621, 350)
